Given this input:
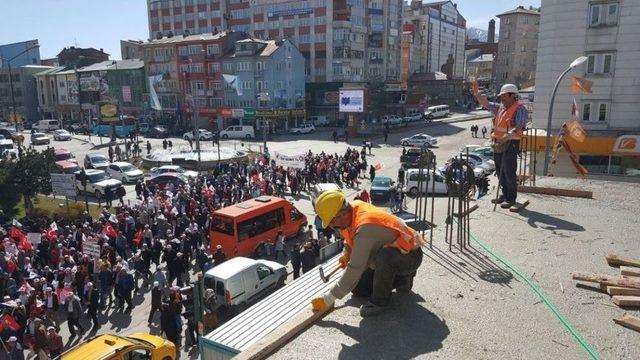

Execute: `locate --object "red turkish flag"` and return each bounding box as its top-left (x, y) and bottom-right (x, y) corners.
top-left (132, 229), bottom-right (144, 246)
top-left (102, 223), bottom-right (117, 238)
top-left (1, 314), bottom-right (20, 331)
top-left (45, 222), bottom-right (58, 240)
top-left (10, 227), bottom-right (26, 243)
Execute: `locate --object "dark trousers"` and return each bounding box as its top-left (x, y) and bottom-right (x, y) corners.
top-left (121, 290), bottom-right (133, 309)
top-left (67, 316), bottom-right (83, 336)
top-left (352, 247), bottom-right (423, 306)
top-left (88, 308), bottom-right (99, 328)
top-left (148, 304), bottom-right (160, 322)
top-left (292, 266), bottom-right (300, 279)
top-left (494, 140), bottom-right (519, 203)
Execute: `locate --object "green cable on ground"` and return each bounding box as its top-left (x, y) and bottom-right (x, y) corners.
top-left (451, 218), bottom-right (599, 359)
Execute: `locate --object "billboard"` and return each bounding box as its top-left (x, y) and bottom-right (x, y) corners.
top-left (339, 90), bottom-right (364, 113)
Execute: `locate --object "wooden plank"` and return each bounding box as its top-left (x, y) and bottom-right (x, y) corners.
top-left (606, 254), bottom-right (640, 268)
top-left (571, 272), bottom-right (640, 290)
top-left (605, 286), bottom-right (640, 296)
top-left (613, 315), bottom-right (640, 333)
top-left (621, 266), bottom-right (640, 277)
top-left (453, 204), bottom-right (479, 218)
top-left (236, 307), bottom-right (330, 360)
top-left (612, 295), bottom-right (640, 307)
top-left (509, 199), bottom-right (530, 213)
top-left (518, 185), bottom-right (593, 199)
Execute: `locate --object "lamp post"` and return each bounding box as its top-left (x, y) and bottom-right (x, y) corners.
top-left (542, 56), bottom-right (588, 176)
top-left (0, 44), bottom-right (40, 132)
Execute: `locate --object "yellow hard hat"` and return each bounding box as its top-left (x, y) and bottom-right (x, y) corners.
top-left (315, 190), bottom-right (346, 229)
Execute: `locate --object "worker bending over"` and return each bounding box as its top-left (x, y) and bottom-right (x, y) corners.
top-left (311, 190), bottom-right (424, 317)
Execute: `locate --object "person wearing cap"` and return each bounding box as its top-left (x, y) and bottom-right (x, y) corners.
top-left (213, 245), bottom-right (227, 265)
top-left (46, 327), bottom-right (63, 359)
top-left (85, 282), bottom-right (100, 329)
top-left (148, 281), bottom-right (163, 323)
top-left (66, 292), bottom-right (84, 338)
top-left (311, 190), bottom-right (424, 317)
top-left (473, 83), bottom-right (528, 209)
top-left (43, 287), bottom-right (59, 328)
top-left (4, 336), bottom-right (24, 360)
top-left (33, 318), bottom-right (48, 360)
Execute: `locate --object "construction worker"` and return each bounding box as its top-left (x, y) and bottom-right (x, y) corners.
top-left (310, 190), bottom-right (424, 317)
top-left (474, 83), bottom-right (527, 209)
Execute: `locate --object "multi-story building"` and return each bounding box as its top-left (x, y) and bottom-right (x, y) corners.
top-left (34, 66), bottom-right (66, 119)
top-left (402, 0), bottom-right (466, 79)
top-left (400, 23), bottom-right (420, 88)
top-left (532, 0), bottom-right (640, 178)
top-left (146, 0), bottom-right (403, 83)
top-left (140, 31), bottom-right (248, 129)
top-left (466, 54), bottom-right (494, 85)
top-left (0, 40), bottom-right (41, 69)
top-left (493, 6), bottom-right (540, 89)
top-left (121, 40), bottom-right (145, 60)
top-left (0, 65), bottom-right (52, 124)
top-left (223, 38), bottom-right (305, 132)
top-left (57, 47), bottom-right (110, 67)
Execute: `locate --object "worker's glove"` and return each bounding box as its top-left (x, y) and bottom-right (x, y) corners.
top-left (338, 252), bottom-right (350, 269)
top-left (311, 292), bottom-right (336, 312)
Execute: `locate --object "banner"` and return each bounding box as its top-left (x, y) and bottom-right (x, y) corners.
top-left (26, 233), bottom-right (41, 245)
top-left (83, 240), bottom-right (101, 258)
top-left (339, 89), bottom-right (364, 113)
top-left (274, 152), bottom-right (306, 169)
top-left (50, 173), bottom-right (77, 197)
top-left (223, 74), bottom-right (243, 96)
top-left (148, 74), bottom-right (163, 110)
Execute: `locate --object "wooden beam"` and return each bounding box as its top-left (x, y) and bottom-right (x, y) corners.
top-left (606, 254), bottom-right (640, 268)
top-left (236, 307), bottom-right (330, 360)
top-left (612, 295), bottom-right (640, 307)
top-left (571, 272), bottom-right (640, 290)
top-left (453, 204), bottom-right (479, 218)
top-left (509, 199), bottom-right (530, 213)
top-left (621, 266), bottom-right (640, 277)
top-left (605, 286), bottom-right (640, 296)
top-left (518, 185), bottom-right (593, 199)
top-left (613, 315), bottom-right (640, 333)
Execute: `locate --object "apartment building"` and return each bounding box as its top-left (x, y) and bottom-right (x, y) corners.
top-left (493, 6), bottom-right (540, 89)
top-left (0, 65), bottom-right (51, 124)
top-left (402, 0), bottom-right (466, 79)
top-left (532, 0), bottom-right (640, 178)
top-left (146, 0), bottom-right (403, 84)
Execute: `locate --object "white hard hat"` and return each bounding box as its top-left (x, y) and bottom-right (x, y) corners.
top-left (497, 84), bottom-right (519, 97)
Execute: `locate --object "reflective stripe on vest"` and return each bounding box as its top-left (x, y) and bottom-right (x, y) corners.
top-left (492, 102), bottom-right (524, 139)
top-left (341, 200), bottom-right (425, 255)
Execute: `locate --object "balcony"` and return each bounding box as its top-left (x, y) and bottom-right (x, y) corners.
top-left (193, 90), bottom-right (205, 96)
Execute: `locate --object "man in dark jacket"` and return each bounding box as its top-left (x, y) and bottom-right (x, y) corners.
top-left (301, 243), bottom-right (316, 274)
top-left (160, 303), bottom-right (179, 346)
top-left (148, 282), bottom-right (163, 323)
top-left (66, 293), bottom-right (84, 338)
top-left (116, 269), bottom-right (135, 312)
top-left (213, 245), bottom-right (227, 265)
top-left (86, 282), bottom-right (100, 329)
top-left (290, 244), bottom-right (302, 279)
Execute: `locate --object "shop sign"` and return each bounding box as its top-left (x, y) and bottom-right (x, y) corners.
top-left (221, 108), bottom-right (232, 117)
top-left (199, 108), bottom-right (219, 115)
top-left (339, 89), bottom-right (364, 113)
top-left (614, 135), bottom-right (640, 154)
top-left (100, 103), bottom-right (118, 118)
top-left (232, 108), bottom-right (244, 118)
top-left (256, 109), bottom-right (306, 118)
top-left (268, 8), bottom-right (312, 18)
top-left (243, 108), bottom-right (256, 118)
top-left (323, 91), bottom-right (339, 104)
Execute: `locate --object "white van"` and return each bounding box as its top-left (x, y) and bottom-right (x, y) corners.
top-left (404, 168), bottom-right (448, 196)
top-left (33, 119), bottom-right (60, 132)
top-left (204, 257), bottom-right (287, 311)
top-left (424, 105), bottom-right (450, 120)
top-left (309, 116), bottom-right (329, 126)
top-left (219, 125), bottom-right (255, 139)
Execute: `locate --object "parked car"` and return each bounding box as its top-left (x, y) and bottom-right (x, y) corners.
top-left (400, 147), bottom-right (429, 168)
top-left (69, 123), bottom-right (91, 135)
top-left (0, 128), bottom-right (17, 141)
top-left (61, 333), bottom-right (176, 360)
top-left (404, 169), bottom-right (448, 196)
top-left (147, 125), bottom-right (169, 138)
top-left (424, 105), bottom-right (450, 120)
top-left (54, 149), bottom-right (77, 163)
top-left (289, 123), bottom-right (315, 134)
top-left (52, 129), bottom-right (72, 141)
top-left (456, 153), bottom-right (495, 173)
top-left (107, 161), bottom-right (144, 183)
top-left (382, 115), bottom-right (402, 126)
top-left (183, 129), bottom-right (214, 141)
top-left (30, 132), bottom-right (50, 145)
top-left (459, 144), bottom-right (482, 154)
top-left (32, 119), bottom-right (60, 132)
top-left (204, 257), bottom-right (287, 313)
top-left (55, 160), bottom-right (81, 174)
top-left (149, 165), bottom-right (198, 179)
top-left (402, 112), bottom-right (423, 123)
top-left (370, 176), bottom-right (394, 202)
top-left (219, 125), bottom-right (255, 139)
top-left (309, 116), bottom-right (330, 126)
top-left (400, 133), bottom-right (438, 147)
top-left (75, 169), bottom-right (123, 199)
top-left (138, 122), bottom-right (150, 134)
top-left (469, 146), bottom-right (494, 159)
top-left (84, 153), bottom-right (110, 170)
top-left (146, 173), bottom-right (188, 188)
top-left (0, 139), bottom-right (18, 159)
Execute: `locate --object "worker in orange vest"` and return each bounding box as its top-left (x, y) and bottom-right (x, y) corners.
top-left (311, 190), bottom-right (424, 317)
top-left (474, 83), bottom-right (528, 209)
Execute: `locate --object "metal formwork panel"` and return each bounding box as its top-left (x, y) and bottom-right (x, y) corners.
top-left (202, 256), bottom-right (341, 356)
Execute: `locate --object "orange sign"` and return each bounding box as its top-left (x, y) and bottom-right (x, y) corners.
top-left (564, 119), bottom-right (586, 143)
top-left (614, 136), bottom-right (640, 154)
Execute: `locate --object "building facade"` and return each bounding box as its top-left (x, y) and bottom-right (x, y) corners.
top-left (146, 0), bottom-right (403, 84)
top-left (493, 6), bottom-right (540, 89)
top-left (223, 38), bottom-right (305, 131)
top-left (57, 47), bottom-right (110, 67)
top-left (532, 0), bottom-right (640, 178)
top-left (402, 0), bottom-right (466, 79)
top-left (466, 54), bottom-right (494, 85)
top-left (121, 40), bottom-right (145, 60)
top-left (0, 40), bottom-right (41, 69)
top-left (0, 65), bottom-right (52, 124)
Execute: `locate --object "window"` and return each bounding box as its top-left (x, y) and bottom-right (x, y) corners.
top-left (188, 45), bottom-right (203, 55)
top-left (124, 349), bottom-right (151, 360)
top-left (179, 46), bottom-right (188, 56)
top-left (586, 53), bottom-right (614, 75)
top-left (236, 208), bottom-right (284, 241)
top-left (224, 63), bottom-right (233, 72)
top-left (207, 44), bottom-right (220, 55)
top-left (211, 81), bottom-right (222, 90)
top-left (603, 54), bottom-right (612, 73)
top-left (521, 45), bottom-right (526, 52)
top-left (598, 103), bottom-right (608, 121)
top-left (256, 265), bottom-right (271, 280)
top-left (589, 3), bottom-right (619, 27)
top-left (290, 207), bottom-right (303, 221)
top-left (579, 155), bottom-right (609, 174)
top-left (211, 215), bottom-right (234, 235)
top-left (582, 103), bottom-right (591, 122)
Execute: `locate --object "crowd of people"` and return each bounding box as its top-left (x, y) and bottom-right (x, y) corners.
top-left (0, 144), bottom-right (379, 358)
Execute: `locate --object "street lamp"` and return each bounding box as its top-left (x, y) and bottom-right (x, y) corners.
top-left (0, 44), bottom-right (40, 132)
top-left (542, 55), bottom-right (588, 176)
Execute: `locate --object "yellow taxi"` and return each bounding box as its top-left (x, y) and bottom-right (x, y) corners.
top-left (61, 333), bottom-right (176, 360)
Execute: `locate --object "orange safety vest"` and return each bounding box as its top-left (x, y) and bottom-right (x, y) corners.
top-left (340, 200), bottom-right (425, 255)
top-left (492, 101), bottom-right (524, 141)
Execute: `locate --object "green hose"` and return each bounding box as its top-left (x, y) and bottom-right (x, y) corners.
top-left (451, 218), bottom-right (599, 359)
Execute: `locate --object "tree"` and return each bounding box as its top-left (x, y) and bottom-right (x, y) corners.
top-left (0, 148), bottom-right (56, 216)
top-left (367, 81), bottom-right (386, 117)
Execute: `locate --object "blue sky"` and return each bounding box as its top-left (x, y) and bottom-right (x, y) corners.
top-left (1, 0), bottom-right (540, 60)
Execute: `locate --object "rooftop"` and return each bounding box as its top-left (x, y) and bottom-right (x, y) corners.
top-left (498, 5), bottom-right (541, 17)
top-left (226, 38), bottom-right (283, 58)
top-left (269, 176), bottom-right (640, 359)
top-left (147, 31), bottom-right (231, 45)
top-left (77, 59), bottom-right (144, 72)
top-left (469, 54), bottom-right (494, 63)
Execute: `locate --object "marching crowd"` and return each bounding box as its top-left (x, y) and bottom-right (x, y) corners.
top-left (0, 145), bottom-right (376, 358)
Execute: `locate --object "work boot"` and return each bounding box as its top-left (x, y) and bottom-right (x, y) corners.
top-left (360, 301), bottom-right (387, 317)
top-left (491, 196), bottom-right (505, 204)
top-left (501, 201), bottom-right (515, 209)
